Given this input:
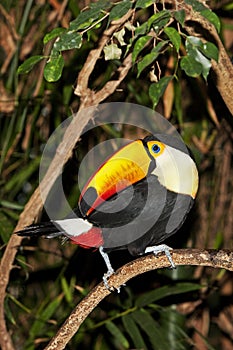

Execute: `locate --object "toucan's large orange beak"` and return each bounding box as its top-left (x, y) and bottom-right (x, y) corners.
top-left (79, 140), bottom-right (152, 217)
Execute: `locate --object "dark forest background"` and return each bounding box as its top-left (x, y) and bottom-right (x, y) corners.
top-left (0, 0), bottom-right (233, 349)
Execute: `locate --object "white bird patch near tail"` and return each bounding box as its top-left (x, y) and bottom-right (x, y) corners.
top-left (53, 218), bottom-right (93, 238)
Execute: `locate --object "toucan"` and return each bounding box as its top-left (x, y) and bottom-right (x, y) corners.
top-left (17, 134), bottom-right (198, 290)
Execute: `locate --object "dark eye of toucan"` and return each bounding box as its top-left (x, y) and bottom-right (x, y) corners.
top-left (152, 143), bottom-right (160, 153)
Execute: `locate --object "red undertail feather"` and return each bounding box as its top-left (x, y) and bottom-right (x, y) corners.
top-left (70, 227), bottom-right (103, 248)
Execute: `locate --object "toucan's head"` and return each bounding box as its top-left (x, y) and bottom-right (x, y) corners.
top-left (142, 134), bottom-right (198, 200)
top-left (79, 134), bottom-right (198, 217)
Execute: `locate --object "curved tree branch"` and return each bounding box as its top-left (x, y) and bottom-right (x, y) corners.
top-left (45, 248), bottom-right (233, 350)
top-left (183, 3), bottom-right (233, 116)
top-left (74, 10), bottom-right (134, 105)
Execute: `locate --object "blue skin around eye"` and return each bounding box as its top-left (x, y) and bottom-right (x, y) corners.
top-left (152, 144), bottom-right (160, 153)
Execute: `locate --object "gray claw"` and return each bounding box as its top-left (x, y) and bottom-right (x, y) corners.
top-left (145, 244), bottom-right (176, 269)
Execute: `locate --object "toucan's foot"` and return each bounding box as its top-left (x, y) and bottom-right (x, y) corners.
top-left (145, 244), bottom-right (176, 269)
top-left (102, 267), bottom-right (117, 292)
top-left (99, 246), bottom-right (121, 293)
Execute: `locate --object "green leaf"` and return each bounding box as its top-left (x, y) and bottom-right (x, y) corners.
top-left (135, 22), bottom-right (148, 37)
top-left (164, 27), bottom-right (181, 52)
top-left (200, 41), bottom-right (219, 62)
top-left (186, 35), bottom-right (219, 62)
top-left (61, 276), bottom-right (72, 304)
top-left (201, 9), bottom-right (221, 33)
top-left (147, 10), bottom-right (171, 32)
top-left (137, 41), bottom-right (168, 76)
top-left (132, 309), bottom-right (167, 349)
top-left (70, 1), bottom-right (110, 31)
top-left (137, 52), bottom-right (156, 76)
top-left (89, 0), bottom-right (111, 10)
top-left (106, 321), bottom-right (129, 348)
top-left (7, 294), bottom-right (31, 314)
top-left (53, 32), bottom-right (82, 51)
top-left (149, 76), bottom-right (173, 108)
top-left (196, 50), bottom-right (211, 80)
top-left (185, 36), bottom-right (213, 80)
top-left (17, 55), bottom-right (44, 74)
top-left (108, 0), bottom-right (132, 23)
top-left (5, 298), bottom-right (16, 325)
top-left (132, 35), bottom-right (152, 62)
top-left (4, 157), bottom-right (41, 195)
top-left (213, 231), bottom-right (224, 249)
top-left (186, 36), bottom-right (206, 58)
top-left (185, 0), bottom-right (221, 34)
top-left (136, 282), bottom-right (202, 307)
top-left (2, 208), bottom-right (19, 221)
top-left (173, 9), bottom-right (185, 26)
top-left (136, 0), bottom-right (155, 8)
top-left (122, 315), bottom-right (147, 349)
top-left (44, 54), bottom-right (64, 82)
top-left (0, 200), bottom-right (24, 210)
top-left (43, 27), bottom-right (66, 44)
top-left (186, 35), bottom-right (202, 51)
top-left (223, 1), bottom-right (233, 10)
top-left (104, 43), bottom-right (122, 60)
top-left (159, 308), bottom-right (190, 349)
top-left (0, 211), bottom-right (13, 243)
top-left (184, 0), bottom-right (206, 12)
top-left (70, 12), bottom-right (95, 30)
top-left (180, 55), bottom-right (202, 77)
top-left (29, 294), bottom-right (63, 339)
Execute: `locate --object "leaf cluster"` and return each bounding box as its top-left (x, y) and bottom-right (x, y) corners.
top-left (17, 0), bottom-right (220, 108)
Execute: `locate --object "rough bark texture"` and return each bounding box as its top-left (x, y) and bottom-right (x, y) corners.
top-left (45, 249), bottom-right (233, 350)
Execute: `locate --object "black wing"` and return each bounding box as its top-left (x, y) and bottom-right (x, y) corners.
top-left (86, 175), bottom-right (194, 251)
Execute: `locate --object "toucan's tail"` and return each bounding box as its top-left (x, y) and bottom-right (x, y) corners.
top-left (16, 222), bottom-right (64, 239)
